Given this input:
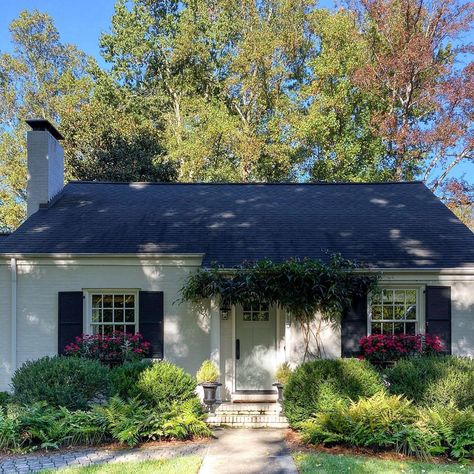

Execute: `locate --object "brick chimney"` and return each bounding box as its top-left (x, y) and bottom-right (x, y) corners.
top-left (26, 119), bottom-right (64, 217)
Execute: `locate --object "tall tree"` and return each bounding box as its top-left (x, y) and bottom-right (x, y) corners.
top-left (298, 8), bottom-right (388, 182)
top-left (0, 10), bottom-right (176, 230)
top-left (0, 10), bottom-right (91, 230)
top-left (101, 0), bottom-right (316, 181)
top-left (352, 0), bottom-right (474, 187)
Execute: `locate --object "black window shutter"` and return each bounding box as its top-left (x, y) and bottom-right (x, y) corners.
top-left (341, 293), bottom-right (368, 357)
top-left (425, 286), bottom-right (451, 354)
top-left (139, 291), bottom-right (164, 359)
top-left (58, 291), bottom-right (83, 354)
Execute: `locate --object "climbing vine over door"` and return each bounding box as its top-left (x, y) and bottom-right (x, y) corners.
top-left (180, 254), bottom-right (379, 359)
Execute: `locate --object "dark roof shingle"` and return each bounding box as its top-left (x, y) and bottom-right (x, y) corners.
top-left (1, 181), bottom-right (473, 268)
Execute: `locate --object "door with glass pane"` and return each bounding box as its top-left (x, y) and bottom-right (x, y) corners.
top-left (235, 304), bottom-right (277, 391)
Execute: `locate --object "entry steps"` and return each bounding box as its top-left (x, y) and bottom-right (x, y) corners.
top-left (206, 402), bottom-right (289, 428)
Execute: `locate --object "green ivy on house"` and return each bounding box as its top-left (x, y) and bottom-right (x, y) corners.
top-left (180, 254), bottom-right (379, 358)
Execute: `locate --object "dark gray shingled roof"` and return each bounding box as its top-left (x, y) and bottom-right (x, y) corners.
top-left (1, 181), bottom-right (473, 268)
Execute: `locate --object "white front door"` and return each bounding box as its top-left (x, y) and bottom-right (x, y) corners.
top-left (235, 304), bottom-right (277, 391)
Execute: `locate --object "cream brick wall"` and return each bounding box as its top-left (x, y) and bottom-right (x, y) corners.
top-left (285, 272), bottom-right (474, 365)
top-left (0, 261), bottom-right (473, 392)
top-left (0, 256), bottom-right (212, 391)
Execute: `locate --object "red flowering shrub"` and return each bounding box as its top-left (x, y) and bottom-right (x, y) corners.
top-left (359, 334), bottom-right (444, 363)
top-left (64, 331), bottom-right (151, 366)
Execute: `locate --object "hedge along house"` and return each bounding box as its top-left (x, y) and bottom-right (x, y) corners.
top-left (1, 120), bottom-right (474, 400)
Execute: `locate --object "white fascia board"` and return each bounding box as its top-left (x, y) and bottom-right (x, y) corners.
top-left (213, 266), bottom-right (474, 276)
top-left (0, 253), bottom-right (205, 267)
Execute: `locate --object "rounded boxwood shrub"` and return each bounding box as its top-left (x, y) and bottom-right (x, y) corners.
top-left (109, 360), bottom-right (153, 399)
top-left (12, 356), bottom-right (109, 410)
top-left (136, 360), bottom-right (198, 411)
top-left (385, 356), bottom-right (474, 409)
top-left (283, 358), bottom-right (384, 425)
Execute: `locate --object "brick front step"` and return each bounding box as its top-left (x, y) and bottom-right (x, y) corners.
top-left (206, 402), bottom-right (289, 428)
top-left (215, 402), bottom-right (281, 415)
top-left (206, 414), bottom-right (289, 428)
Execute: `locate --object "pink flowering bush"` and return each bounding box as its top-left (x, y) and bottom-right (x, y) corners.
top-left (359, 334), bottom-right (444, 363)
top-left (64, 331), bottom-right (151, 366)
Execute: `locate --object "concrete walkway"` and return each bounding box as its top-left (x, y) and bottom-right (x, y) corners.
top-left (0, 429), bottom-right (296, 473)
top-left (199, 429), bottom-right (297, 474)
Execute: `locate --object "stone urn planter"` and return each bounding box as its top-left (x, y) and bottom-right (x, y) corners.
top-left (196, 359), bottom-right (221, 412)
top-left (273, 362), bottom-right (292, 408)
top-left (272, 382), bottom-right (284, 403)
top-left (201, 382), bottom-right (222, 412)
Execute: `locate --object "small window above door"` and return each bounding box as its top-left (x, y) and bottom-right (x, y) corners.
top-left (242, 303), bottom-right (270, 321)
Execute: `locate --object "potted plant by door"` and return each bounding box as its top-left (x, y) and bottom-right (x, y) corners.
top-left (196, 360), bottom-right (221, 412)
top-left (273, 362), bottom-right (292, 403)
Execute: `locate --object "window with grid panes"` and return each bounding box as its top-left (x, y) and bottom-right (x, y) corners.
top-left (369, 289), bottom-right (418, 335)
top-left (242, 304), bottom-right (270, 321)
top-left (90, 293), bottom-right (137, 335)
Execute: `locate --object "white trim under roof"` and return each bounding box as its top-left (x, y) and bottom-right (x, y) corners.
top-left (0, 253), bottom-right (205, 258)
top-left (215, 267), bottom-right (474, 275)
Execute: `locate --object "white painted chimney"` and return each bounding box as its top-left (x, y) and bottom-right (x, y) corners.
top-left (26, 119), bottom-right (64, 217)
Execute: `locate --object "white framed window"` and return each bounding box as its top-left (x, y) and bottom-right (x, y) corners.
top-left (368, 288), bottom-right (420, 335)
top-left (89, 291), bottom-right (138, 335)
top-left (243, 303), bottom-right (270, 321)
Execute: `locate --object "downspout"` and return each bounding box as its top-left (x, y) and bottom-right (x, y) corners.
top-left (10, 257), bottom-right (17, 373)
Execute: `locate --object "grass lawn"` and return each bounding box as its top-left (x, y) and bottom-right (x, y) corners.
top-left (40, 455), bottom-right (202, 474)
top-left (293, 452), bottom-right (472, 474)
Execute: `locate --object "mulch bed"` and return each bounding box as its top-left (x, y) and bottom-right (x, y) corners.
top-left (285, 429), bottom-right (471, 466)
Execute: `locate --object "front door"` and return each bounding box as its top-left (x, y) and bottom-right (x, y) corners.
top-left (235, 304), bottom-right (277, 391)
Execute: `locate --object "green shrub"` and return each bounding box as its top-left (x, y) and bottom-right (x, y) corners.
top-left (386, 356), bottom-right (474, 409)
top-left (109, 360), bottom-right (153, 399)
top-left (0, 402), bottom-right (109, 451)
top-left (299, 393), bottom-right (414, 448)
top-left (59, 407), bottom-right (109, 446)
top-left (297, 393), bottom-right (474, 461)
top-left (99, 396), bottom-right (210, 447)
top-left (12, 356), bottom-right (109, 410)
top-left (100, 396), bottom-right (156, 447)
top-left (162, 399), bottom-right (212, 440)
top-left (284, 358), bottom-right (384, 425)
top-left (136, 361), bottom-right (198, 412)
top-left (196, 360), bottom-right (219, 384)
top-left (415, 405), bottom-right (474, 460)
top-left (0, 392), bottom-right (13, 407)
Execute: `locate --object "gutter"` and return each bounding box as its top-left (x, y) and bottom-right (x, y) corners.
top-left (0, 253), bottom-right (205, 259)
top-left (214, 267), bottom-right (474, 276)
top-left (10, 257), bottom-right (17, 373)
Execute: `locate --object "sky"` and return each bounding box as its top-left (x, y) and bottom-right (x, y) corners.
top-left (0, 0), bottom-right (472, 185)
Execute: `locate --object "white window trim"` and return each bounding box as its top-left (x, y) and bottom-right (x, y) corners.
top-left (84, 289), bottom-right (140, 335)
top-left (367, 285), bottom-right (425, 336)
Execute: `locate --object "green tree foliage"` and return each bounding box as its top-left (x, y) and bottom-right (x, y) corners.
top-left (298, 9), bottom-right (388, 182)
top-left (0, 11), bottom-right (175, 230)
top-left (100, 0), bottom-right (316, 181)
top-left (0, 10), bottom-right (91, 230)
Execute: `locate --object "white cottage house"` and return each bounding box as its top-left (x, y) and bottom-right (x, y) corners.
top-left (0, 120), bottom-right (473, 402)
